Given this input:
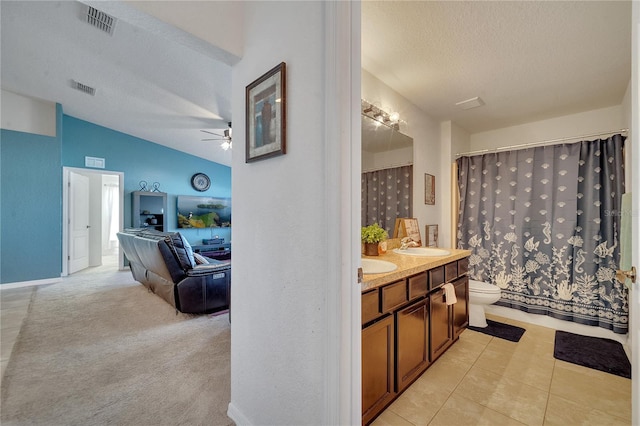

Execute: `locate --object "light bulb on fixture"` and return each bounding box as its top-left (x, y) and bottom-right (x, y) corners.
top-left (221, 140), bottom-right (231, 151)
top-left (389, 112), bottom-right (400, 123)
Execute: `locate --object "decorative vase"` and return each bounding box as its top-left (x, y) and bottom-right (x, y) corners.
top-left (364, 242), bottom-right (379, 256)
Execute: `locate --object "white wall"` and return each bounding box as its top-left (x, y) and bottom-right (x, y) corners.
top-left (102, 175), bottom-right (120, 254)
top-left (439, 121), bottom-right (470, 248)
top-left (469, 105), bottom-right (625, 152)
top-left (362, 145), bottom-right (412, 172)
top-left (229, 2), bottom-right (356, 424)
top-left (362, 70), bottom-right (441, 245)
top-left (622, 79), bottom-right (632, 189)
top-left (1, 89), bottom-right (56, 136)
top-left (88, 174), bottom-right (102, 267)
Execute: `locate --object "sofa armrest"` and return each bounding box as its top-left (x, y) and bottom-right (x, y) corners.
top-left (176, 265), bottom-right (231, 314)
top-left (186, 263), bottom-right (231, 277)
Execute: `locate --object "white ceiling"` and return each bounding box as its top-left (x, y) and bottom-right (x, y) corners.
top-left (1, 0), bottom-right (235, 166)
top-left (1, 1), bottom-right (632, 168)
top-left (362, 1), bottom-right (632, 134)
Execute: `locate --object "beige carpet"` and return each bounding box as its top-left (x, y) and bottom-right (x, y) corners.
top-left (1, 264), bottom-right (232, 426)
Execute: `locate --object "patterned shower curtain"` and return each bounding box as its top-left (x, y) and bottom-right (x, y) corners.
top-left (457, 135), bottom-right (627, 333)
top-left (362, 165), bottom-right (413, 235)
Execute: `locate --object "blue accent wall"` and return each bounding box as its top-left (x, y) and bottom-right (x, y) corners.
top-left (0, 113), bottom-right (231, 285)
top-left (62, 115), bottom-right (231, 243)
top-left (1, 129), bottom-right (62, 284)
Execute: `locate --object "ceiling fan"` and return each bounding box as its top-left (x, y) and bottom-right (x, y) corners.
top-left (201, 121), bottom-right (232, 150)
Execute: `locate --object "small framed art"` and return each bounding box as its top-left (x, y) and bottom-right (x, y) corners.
top-left (426, 224), bottom-right (439, 247)
top-left (425, 173), bottom-right (435, 205)
top-left (246, 62), bottom-right (287, 163)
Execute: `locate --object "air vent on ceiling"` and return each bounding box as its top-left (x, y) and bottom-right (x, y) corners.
top-left (86, 6), bottom-right (116, 36)
top-left (73, 80), bottom-right (96, 96)
top-left (455, 96), bottom-right (485, 110)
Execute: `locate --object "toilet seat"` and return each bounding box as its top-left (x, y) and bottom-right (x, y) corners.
top-left (469, 280), bottom-right (501, 294)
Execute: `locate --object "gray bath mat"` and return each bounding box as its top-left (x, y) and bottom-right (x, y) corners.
top-left (553, 330), bottom-right (631, 379)
top-left (468, 319), bottom-right (525, 342)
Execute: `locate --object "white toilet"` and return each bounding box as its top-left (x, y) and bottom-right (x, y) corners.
top-left (468, 280), bottom-right (502, 328)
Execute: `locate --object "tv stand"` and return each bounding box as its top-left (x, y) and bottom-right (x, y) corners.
top-left (191, 243), bottom-right (231, 261)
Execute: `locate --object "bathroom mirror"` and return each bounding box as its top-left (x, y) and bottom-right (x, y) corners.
top-left (361, 114), bottom-right (413, 161)
top-left (361, 113), bottom-right (414, 234)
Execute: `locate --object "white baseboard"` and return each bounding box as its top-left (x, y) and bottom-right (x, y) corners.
top-left (0, 277), bottom-right (62, 290)
top-left (227, 402), bottom-right (251, 426)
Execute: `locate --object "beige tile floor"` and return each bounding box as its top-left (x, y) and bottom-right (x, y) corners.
top-left (2, 277), bottom-right (632, 425)
top-left (372, 314), bottom-right (632, 426)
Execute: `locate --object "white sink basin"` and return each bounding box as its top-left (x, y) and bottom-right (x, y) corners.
top-left (361, 258), bottom-right (398, 274)
top-left (392, 247), bottom-right (451, 257)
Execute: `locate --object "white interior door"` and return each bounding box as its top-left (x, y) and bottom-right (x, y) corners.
top-left (69, 171), bottom-right (90, 274)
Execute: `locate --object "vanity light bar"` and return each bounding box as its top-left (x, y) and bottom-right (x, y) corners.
top-left (361, 99), bottom-right (402, 130)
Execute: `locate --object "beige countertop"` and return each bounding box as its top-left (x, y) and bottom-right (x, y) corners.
top-left (360, 248), bottom-right (471, 291)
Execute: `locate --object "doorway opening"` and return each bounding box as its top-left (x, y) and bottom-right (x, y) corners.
top-left (62, 167), bottom-right (124, 275)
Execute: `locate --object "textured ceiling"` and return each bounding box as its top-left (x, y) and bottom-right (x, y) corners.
top-left (362, 1), bottom-right (632, 134)
top-left (1, 0), bottom-right (234, 166)
top-left (1, 1), bottom-right (632, 168)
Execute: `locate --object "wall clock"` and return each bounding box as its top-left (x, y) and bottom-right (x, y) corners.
top-left (191, 173), bottom-right (211, 192)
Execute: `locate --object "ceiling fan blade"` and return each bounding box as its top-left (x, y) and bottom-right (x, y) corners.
top-left (202, 138), bottom-right (225, 141)
top-left (200, 130), bottom-right (224, 137)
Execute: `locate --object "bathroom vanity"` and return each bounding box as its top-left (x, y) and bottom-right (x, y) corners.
top-left (361, 249), bottom-right (471, 425)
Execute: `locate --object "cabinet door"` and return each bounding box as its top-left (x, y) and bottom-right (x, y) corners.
top-left (429, 288), bottom-right (453, 361)
top-left (362, 289), bottom-right (381, 325)
top-left (453, 276), bottom-right (469, 338)
top-left (362, 315), bottom-right (395, 425)
top-left (396, 299), bottom-right (429, 392)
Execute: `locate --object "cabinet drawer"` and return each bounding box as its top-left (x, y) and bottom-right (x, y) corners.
top-left (381, 280), bottom-right (408, 313)
top-left (445, 261), bottom-right (458, 282)
top-left (458, 258), bottom-right (469, 276)
top-left (428, 266), bottom-right (444, 290)
top-left (362, 290), bottom-right (381, 325)
top-left (408, 272), bottom-right (428, 300)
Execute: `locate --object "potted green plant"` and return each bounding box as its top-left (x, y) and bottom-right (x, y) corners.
top-left (361, 223), bottom-right (388, 256)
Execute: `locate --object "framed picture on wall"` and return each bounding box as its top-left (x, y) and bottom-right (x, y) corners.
top-left (426, 224), bottom-right (439, 247)
top-left (425, 173), bottom-right (435, 205)
top-left (246, 62), bottom-right (287, 163)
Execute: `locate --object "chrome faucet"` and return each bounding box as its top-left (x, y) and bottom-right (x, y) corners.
top-left (399, 237), bottom-right (420, 250)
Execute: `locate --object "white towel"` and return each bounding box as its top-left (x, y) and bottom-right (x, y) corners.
top-left (443, 283), bottom-right (457, 305)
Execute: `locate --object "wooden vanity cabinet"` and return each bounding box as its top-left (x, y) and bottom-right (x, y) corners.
top-left (362, 315), bottom-right (395, 425)
top-left (395, 299), bottom-right (430, 392)
top-left (362, 256), bottom-right (469, 425)
top-left (428, 266), bottom-right (445, 290)
top-left (429, 286), bottom-right (453, 361)
top-left (381, 280), bottom-right (408, 313)
top-left (362, 290), bottom-right (381, 324)
top-left (452, 276), bottom-right (469, 338)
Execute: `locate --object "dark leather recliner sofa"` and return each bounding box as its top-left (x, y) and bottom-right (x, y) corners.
top-left (117, 229), bottom-right (230, 314)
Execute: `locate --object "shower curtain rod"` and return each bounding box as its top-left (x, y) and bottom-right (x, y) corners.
top-left (455, 128), bottom-right (628, 157)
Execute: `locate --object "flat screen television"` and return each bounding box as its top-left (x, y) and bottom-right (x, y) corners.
top-left (177, 195), bottom-right (231, 229)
